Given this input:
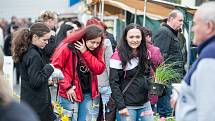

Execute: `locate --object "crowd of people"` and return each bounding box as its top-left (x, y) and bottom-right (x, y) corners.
top-left (1, 1), bottom-right (215, 121)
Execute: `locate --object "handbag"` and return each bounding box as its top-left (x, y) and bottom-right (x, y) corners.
top-left (104, 70), bottom-right (139, 121)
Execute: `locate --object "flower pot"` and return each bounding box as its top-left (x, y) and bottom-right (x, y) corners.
top-left (149, 83), bottom-right (166, 96)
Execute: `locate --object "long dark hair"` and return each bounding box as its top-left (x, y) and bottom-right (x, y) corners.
top-left (12, 22), bottom-right (50, 63)
top-left (56, 21), bottom-right (74, 45)
top-left (118, 23), bottom-right (150, 73)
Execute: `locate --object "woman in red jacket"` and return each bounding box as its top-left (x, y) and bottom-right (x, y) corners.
top-left (51, 25), bottom-right (105, 121)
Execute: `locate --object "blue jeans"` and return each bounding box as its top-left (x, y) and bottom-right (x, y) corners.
top-left (120, 101), bottom-right (154, 121)
top-left (98, 86), bottom-right (112, 105)
top-left (157, 86), bottom-right (173, 117)
top-left (57, 93), bottom-right (100, 121)
top-left (98, 86), bottom-right (111, 120)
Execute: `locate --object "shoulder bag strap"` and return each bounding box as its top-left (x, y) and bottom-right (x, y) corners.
top-left (122, 68), bottom-right (139, 94)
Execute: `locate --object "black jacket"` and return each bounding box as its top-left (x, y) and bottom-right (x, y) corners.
top-left (109, 55), bottom-right (149, 110)
top-left (3, 34), bottom-right (12, 56)
top-left (153, 24), bottom-right (184, 73)
top-left (42, 35), bottom-right (57, 64)
top-left (20, 44), bottom-right (55, 121)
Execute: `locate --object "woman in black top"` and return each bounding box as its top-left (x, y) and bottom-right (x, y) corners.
top-left (12, 23), bottom-right (56, 121)
top-left (109, 23), bottom-right (154, 121)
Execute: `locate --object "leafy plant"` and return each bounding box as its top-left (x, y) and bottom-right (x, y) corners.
top-left (154, 62), bottom-right (182, 85)
top-left (154, 113), bottom-right (176, 121)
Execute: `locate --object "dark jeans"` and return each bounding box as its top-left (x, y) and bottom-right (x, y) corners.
top-left (157, 86), bottom-right (173, 117)
top-left (151, 104), bottom-right (157, 114)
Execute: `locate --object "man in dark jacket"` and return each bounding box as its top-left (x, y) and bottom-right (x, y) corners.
top-left (153, 10), bottom-right (184, 117)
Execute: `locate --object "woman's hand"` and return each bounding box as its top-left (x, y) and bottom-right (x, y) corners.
top-left (170, 94), bottom-right (177, 109)
top-left (74, 39), bottom-right (87, 53)
top-left (119, 108), bottom-right (129, 116)
top-left (48, 80), bottom-right (54, 86)
top-left (67, 86), bottom-right (77, 103)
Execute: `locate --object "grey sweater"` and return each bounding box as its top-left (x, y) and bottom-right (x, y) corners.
top-left (176, 36), bottom-right (215, 121)
top-left (97, 39), bottom-right (113, 87)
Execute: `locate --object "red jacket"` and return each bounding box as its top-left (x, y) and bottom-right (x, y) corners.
top-left (51, 30), bottom-right (105, 102)
top-left (147, 42), bottom-right (163, 75)
top-left (147, 42), bottom-right (163, 67)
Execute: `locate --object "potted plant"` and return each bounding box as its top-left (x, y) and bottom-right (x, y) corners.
top-left (149, 62), bottom-right (182, 96)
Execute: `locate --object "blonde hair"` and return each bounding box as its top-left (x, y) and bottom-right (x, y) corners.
top-left (39, 10), bottom-right (58, 22)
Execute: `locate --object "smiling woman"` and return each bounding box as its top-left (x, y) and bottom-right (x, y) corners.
top-left (109, 23), bottom-right (154, 121)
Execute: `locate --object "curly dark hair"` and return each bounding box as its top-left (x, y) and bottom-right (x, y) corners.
top-left (118, 23), bottom-right (150, 73)
top-left (12, 22), bottom-right (50, 63)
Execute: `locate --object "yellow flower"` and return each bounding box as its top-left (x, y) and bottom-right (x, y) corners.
top-left (52, 101), bottom-right (70, 120)
top-left (61, 115), bottom-right (69, 121)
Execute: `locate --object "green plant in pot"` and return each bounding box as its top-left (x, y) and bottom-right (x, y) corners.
top-left (149, 62), bottom-right (182, 96)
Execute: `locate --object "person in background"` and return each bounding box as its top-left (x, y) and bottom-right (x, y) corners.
top-left (0, 48), bottom-right (40, 121)
top-left (11, 22), bottom-right (63, 121)
top-left (6, 16), bottom-right (18, 35)
top-left (175, 2), bottom-right (215, 121)
top-left (3, 24), bottom-right (21, 84)
top-left (55, 21), bottom-right (79, 46)
top-left (39, 10), bottom-right (58, 63)
top-left (51, 25), bottom-right (105, 121)
top-left (143, 27), bottom-right (163, 72)
top-left (72, 20), bottom-right (83, 29)
top-left (143, 27), bottom-right (163, 113)
top-left (153, 10), bottom-right (184, 117)
top-left (88, 17), bottom-right (117, 52)
top-left (86, 18), bottom-right (113, 120)
top-left (109, 23), bottom-right (153, 121)
top-left (3, 24), bottom-right (19, 56)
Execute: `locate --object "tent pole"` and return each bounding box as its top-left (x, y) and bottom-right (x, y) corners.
top-left (186, 21), bottom-right (192, 70)
top-left (93, 4), bottom-right (97, 17)
top-left (134, 9), bottom-right (137, 24)
top-left (98, 1), bottom-right (102, 18)
top-left (125, 10), bottom-right (127, 25)
top-left (143, 0), bottom-right (147, 26)
top-left (101, 0), bottom-right (104, 22)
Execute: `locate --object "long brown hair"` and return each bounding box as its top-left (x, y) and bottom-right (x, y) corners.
top-left (12, 22), bottom-right (50, 63)
top-left (83, 25), bottom-right (104, 57)
top-left (63, 25), bottom-right (104, 57)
